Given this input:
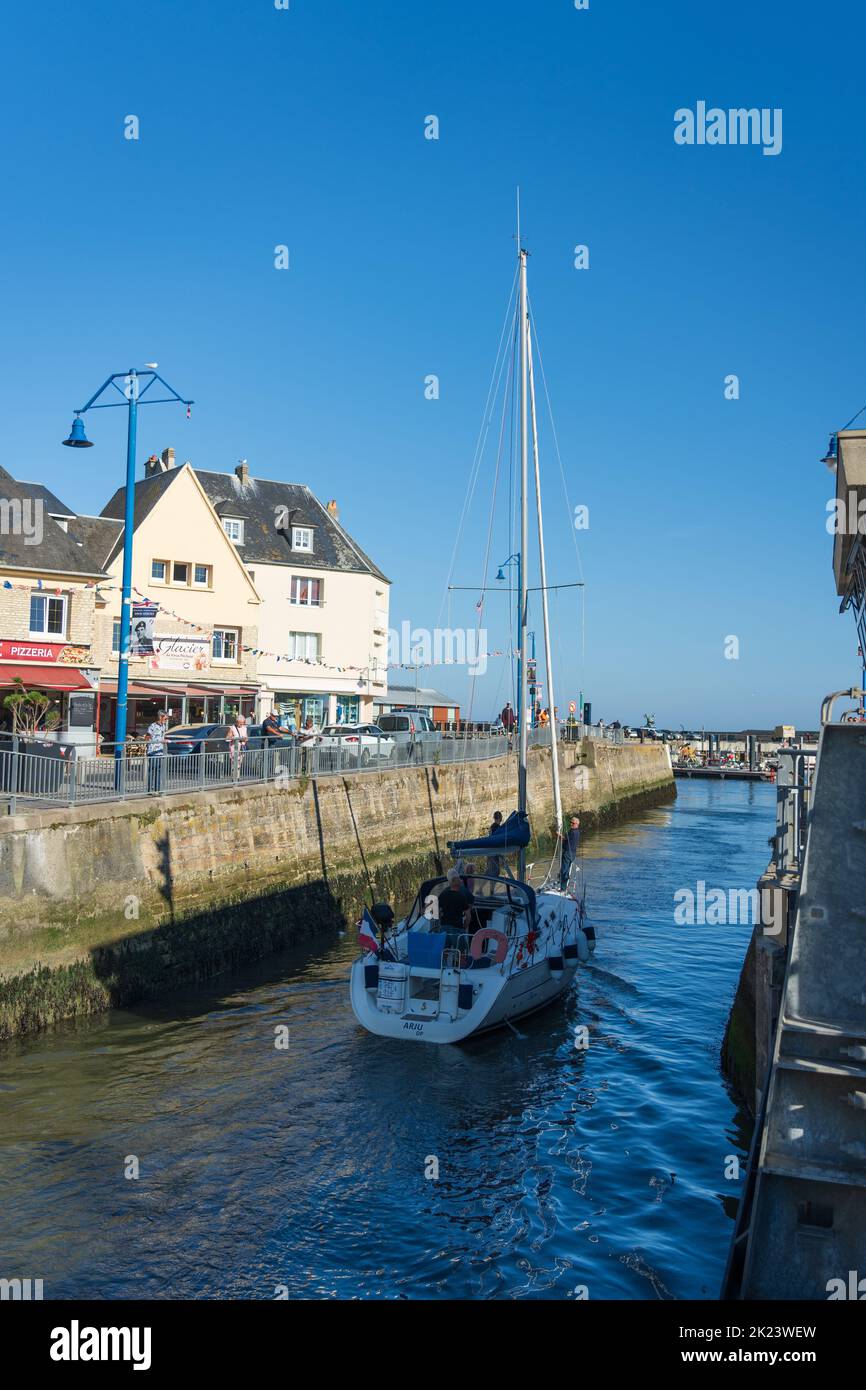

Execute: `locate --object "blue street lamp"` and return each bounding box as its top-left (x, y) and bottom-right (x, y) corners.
top-left (63, 368), bottom-right (194, 772)
top-left (496, 552), bottom-right (522, 732)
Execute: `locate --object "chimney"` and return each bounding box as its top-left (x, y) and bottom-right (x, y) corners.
top-left (327, 498), bottom-right (339, 522)
top-left (161, 447), bottom-right (175, 470)
top-left (236, 459), bottom-right (250, 485)
top-left (144, 454), bottom-right (163, 478)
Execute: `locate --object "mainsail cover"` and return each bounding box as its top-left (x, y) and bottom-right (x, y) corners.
top-left (447, 809), bottom-right (530, 855)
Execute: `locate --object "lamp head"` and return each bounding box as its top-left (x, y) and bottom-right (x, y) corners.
top-left (62, 416), bottom-right (93, 448)
top-left (495, 567), bottom-right (505, 582)
top-left (821, 432), bottom-right (838, 471)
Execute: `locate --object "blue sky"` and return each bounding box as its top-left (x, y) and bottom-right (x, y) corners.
top-left (1, 0), bottom-right (863, 728)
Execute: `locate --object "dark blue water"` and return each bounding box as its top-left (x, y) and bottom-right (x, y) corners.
top-left (0, 780), bottom-right (771, 1299)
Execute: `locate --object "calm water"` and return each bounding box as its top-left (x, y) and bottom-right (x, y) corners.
top-left (0, 780), bottom-right (772, 1300)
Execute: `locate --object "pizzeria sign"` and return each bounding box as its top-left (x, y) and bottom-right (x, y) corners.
top-left (0, 641), bottom-right (90, 664)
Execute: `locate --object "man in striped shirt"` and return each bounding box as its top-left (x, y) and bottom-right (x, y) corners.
top-left (146, 710), bottom-right (169, 793)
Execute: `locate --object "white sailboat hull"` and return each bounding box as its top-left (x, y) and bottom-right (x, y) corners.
top-left (350, 887), bottom-right (591, 1045)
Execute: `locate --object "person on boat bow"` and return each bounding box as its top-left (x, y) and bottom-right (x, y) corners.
top-left (559, 815), bottom-right (581, 890)
top-left (484, 810), bottom-right (503, 881)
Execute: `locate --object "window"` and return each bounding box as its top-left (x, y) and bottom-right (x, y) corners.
top-left (212, 627), bottom-right (239, 662)
top-left (288, 631), bottom-right (321, 661)
top-left (290, 576), bottom-right (322, 606)
top-left (172, 561), bottom-right (189, 585)
top-left (193, 563), bottom-right (211, 587)
top-left (292, 527), bottom-right (313, 552)
top-left (223, 518), bottom-right (244, 544)
top-left (112, 619), bottom-right (121, 654)
top-left (30, 593), bottom-right (67, 638)
top-left (151, 559), bottom-right (167, 582)
top-left (247, 569), bottom-right (255, 583)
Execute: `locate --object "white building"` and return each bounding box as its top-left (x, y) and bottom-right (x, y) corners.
top-left (193, 460), bottom-right (390, 727)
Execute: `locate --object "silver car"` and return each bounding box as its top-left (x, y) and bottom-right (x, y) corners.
top-left (374, 710), bottom-right (442, 763)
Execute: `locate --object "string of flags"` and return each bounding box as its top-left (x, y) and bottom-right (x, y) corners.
top-left (127, 589), bottom-right (518, 672)
top-left (1, 577), bottom-right (517, 673)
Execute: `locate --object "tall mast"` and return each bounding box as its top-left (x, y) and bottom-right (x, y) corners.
top-left (527, 314), bottom-right (563, 852)
top-left (518, 246), bottom-right (529, 882)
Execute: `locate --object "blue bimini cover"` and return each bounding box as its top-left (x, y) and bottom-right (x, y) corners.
top-left (447, 809), bottom-right (530, 856)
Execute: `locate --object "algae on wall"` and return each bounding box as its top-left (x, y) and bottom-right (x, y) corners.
top-left (0, 741), bottom-right (675, 1040)
top-left (0, 850), bottom-right (440, 1041)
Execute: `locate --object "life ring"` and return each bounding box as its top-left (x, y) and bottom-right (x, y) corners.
top-left (469, 927), bottom-right (509, 964)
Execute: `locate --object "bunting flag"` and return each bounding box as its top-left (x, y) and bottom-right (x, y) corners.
top-left (0, 576), bottom-right (516, 673)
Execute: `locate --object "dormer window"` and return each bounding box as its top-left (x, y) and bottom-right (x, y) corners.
top-left (292, 526), bottom-right (313, 552)
top-left (223, 518), bottom-right (244, 544)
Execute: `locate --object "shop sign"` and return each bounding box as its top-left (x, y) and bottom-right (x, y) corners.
top-left (0, 641), bottom-right (91, 664)
top-left (148, 635), bottom-right (210, 672)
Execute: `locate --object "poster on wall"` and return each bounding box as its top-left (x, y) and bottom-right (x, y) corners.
top-left (130, 604), bottom-right (158, 656)
top-left (148, 635), bottom-right (210, 673)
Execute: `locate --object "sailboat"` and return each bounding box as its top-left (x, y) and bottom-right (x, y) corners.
top-left (349, 241), bottom-right (595, 1043)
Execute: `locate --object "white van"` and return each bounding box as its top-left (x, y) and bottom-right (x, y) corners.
top-left (375, 710), bottom-right (442, 747)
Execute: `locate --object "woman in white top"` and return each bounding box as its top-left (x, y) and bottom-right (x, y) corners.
top-left (226, 714), bottom-right (248, 769)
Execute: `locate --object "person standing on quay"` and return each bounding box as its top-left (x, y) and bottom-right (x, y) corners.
top-left (227, 714), bottom-right (249, 774)
top-left (146, 709), bottom-right (169, 794)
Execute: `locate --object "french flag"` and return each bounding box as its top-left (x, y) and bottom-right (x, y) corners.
top-left (358, 907), bottom-right (379, 955)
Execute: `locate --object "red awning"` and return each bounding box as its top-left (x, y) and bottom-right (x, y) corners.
top-left (99, 680), bottom-right (191, 696)
top-left (186, 683), bottom-right (261, 695)
top-left (0, 664), bottom-right (94, 691)
top-left (98, 679), bottom-right (262, 698)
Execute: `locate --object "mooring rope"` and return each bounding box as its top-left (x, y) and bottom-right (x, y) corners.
top-left (425, 767), bottom-right (444, 875)
top-left (343, 778), bottom-right (375, 904)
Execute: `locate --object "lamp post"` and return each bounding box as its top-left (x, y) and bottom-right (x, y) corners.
top-left (63, 368), bottom-right (193, 773)
top-left (526, 628), bottom-right (538, 727)
top-left (496, 552), bottom-right (522, 732)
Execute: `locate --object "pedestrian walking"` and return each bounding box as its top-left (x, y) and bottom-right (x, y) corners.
top-left (146, 710), bottom-right (169, 793)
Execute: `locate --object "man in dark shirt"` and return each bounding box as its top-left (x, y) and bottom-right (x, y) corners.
top-left (559, 815), bottom-right (581, 890)
top-left (261, 710), bottom-right (289, 748)
top-left (438, 868), bottom-right (472, 946)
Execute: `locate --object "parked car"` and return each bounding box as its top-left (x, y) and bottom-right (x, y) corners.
top-left (315, 723), bottom-right (395, 766)
top-left (164, 723), bottom-right (232, 755)
top-left (375, 711), bottom-right (442, 747)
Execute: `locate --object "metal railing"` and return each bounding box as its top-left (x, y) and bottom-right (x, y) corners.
top-left (772, 746), bottom-right (817, 880)
top-left (0, 722), bottom-right (624, 812)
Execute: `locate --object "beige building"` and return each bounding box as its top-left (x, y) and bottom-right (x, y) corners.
top-left (194, 460), bottom-right (390, 727)
top-left (0, 450), bottom-right (390, 748)
top-left (0, 467), bottom-right (104, 749)
top-left (73, 456), bottom-right (261, 742)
